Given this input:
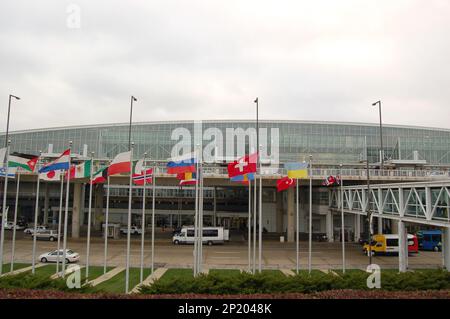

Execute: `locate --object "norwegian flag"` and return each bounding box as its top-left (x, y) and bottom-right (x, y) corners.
top-left (227, 153), bottom-right (257, 178)
top-left (132, 168), bottom-right (153, 185)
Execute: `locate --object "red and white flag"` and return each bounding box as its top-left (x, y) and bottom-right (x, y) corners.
top-left (227, 153), bottom-right (257, 178)
top-left (277, 176), bottom-right (296, 192)
top-left (108, 151), bottom-right (131, 176)
top-left (132, 168), bottom-right (153, 185)
top-left (39, 170), bottom-right (61, 181)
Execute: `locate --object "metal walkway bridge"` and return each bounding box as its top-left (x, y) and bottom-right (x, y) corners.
top-left (329, 180), bottom-right (450, 271)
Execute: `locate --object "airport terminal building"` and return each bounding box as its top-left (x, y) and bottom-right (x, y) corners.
top-left (2, 120), bottom-right (450, 242)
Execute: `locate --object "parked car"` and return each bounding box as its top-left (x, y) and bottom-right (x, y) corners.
top-left (39, 249), bottom-right (80, 263)
top-left (3, 221), bottom-right (25, 230)
top-left (173, 226), bottom-right (229, 245)
top-left (32, 230), bottom-right (62, 241)
top-left (120, 226), bottom-right (142, 235)
top-left (24, 225), bottom-right (46, 234)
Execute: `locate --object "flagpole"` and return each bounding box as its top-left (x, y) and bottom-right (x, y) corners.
top-left (56, 171), bottom-right (64, 275)
top-left (340, 164), bottom-right (346, 274)
top-left (10, 168), bottom-right (21, 272)
top-left (151, 161), bottom-right (156, 274)
top-left (62, 141), bottom-right (73, 276)
top-left (139, 152), bottom-right (147, 283)
top-left (258, 144), bottom-right (262, 273)
top-left (31, 151), bottom-right (42, 275)
top-left (85, 152), bottom-right (94, 283)
top-left (199, 160), bottom-right (203, 274)
top-left (125, 143), bottom-right (134, 294)
top-left (248, 179), bottom-right (251, 273)
top-left (308, 155), bottom-right (313, 274)
top-left (193, 145), bottom-right (199, 276)
top-left (103, 167), bottom-right (111, 274)
top-left (0, 140), bottom-right (11, 276)
top-left (296, 178), bottom-right (299, 274)
top-left (253, 168), bottom-right (257, 274)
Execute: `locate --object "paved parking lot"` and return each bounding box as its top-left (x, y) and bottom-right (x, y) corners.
top-left (0, 231), bottom-right (444, 271)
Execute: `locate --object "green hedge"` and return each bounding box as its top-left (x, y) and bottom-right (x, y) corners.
top-left (0, 273), bottom-right (92, 293)
top-left (139, 269), bottom-right (450, 294)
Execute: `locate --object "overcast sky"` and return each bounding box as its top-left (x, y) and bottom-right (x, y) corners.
top-left (1, 0), bottom-right (450, 132)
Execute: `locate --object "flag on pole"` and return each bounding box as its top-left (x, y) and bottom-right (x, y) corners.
top-left (230, 173), bottom-right (255, 185)
top-left (322, 175), bottom-right (341, 186)
top-left (0, 167), bottom-right (17, 178)
top-left (39, 170), bottom-right (61, 181)
top-left (91, 167), bottom-right (108, 184)
top-left (167, 154), bottom-right (196, 174)
top-left (177, 172), bottom-right (196, 185)
top-left (108, 151), bottom-right (131, 176)
top-left (133, 168), bottom-right (153, 185)
top-left (39, 149), bottom-right (71, 173)
top-left (8, 153), bottom-right (38, 172)
top-left (285, 162), bottom-right (309, 179)
top-left (227, 153), bottom-right (257, 178)
top-left (66, 160), bottom-right (92, 179)
top-left (277, 176), bottom-right (296, 192)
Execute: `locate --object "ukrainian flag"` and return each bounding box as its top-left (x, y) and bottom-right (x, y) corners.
top-left (285, 162), bottom-right (309, 179)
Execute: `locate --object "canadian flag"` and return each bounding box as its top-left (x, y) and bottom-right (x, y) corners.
top-left (108, 151), bottom-right (131, 176)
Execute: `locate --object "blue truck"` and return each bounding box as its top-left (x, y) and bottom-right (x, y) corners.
top-left (417, 230), bottom-right (442, 251)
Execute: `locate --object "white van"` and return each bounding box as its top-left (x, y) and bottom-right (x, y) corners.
top-left (173, 226), bottom-right (229, 245)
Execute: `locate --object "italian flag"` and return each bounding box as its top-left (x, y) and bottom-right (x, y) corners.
top-left (67, 160), bottom-right (92, 179)
top-left (8, 153), bottom-right (38, 172)
top-left (108, 151), bottom-right (131, 176)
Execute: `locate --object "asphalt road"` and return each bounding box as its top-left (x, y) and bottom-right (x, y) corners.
top-left (0, 231), bottom-right (444, 271)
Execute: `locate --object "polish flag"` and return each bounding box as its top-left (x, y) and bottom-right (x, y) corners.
top-left (108, 151), bottom-right (132, 176)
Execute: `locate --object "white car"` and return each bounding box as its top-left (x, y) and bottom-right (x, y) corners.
top-left (120, 226), bottom-right (142, 235)
top-left (3, 222), bottom-right (25, 230)
top-left (24, 225), bottom-right (47, 234)
top-left (39, 249), bottom-right (80, 264)
top-left (32, 230), bottom-right (62, 241)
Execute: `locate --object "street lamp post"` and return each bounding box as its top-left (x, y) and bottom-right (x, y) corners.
top-left (372, 100), bottom-right (383, 170)
top-left (128, 96), bottom-right (137, 151)
top-left (5, 95), bottom-right (20, 147)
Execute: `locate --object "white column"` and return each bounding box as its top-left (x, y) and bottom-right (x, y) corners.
top-left (443, 227), bottom-right (450, 271)
top-left (326, 211), bottom-right (333, 242)
top-left (398, 220), bottom-right (408, 272)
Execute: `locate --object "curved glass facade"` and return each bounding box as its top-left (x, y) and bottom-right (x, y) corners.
top-left (2, 120), bottom-right (450, 166)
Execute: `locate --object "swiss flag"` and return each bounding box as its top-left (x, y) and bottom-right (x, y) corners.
top-left (227, 153), bottom-right (257, 178)
top-left (277, 176), bottom-right (296, 192)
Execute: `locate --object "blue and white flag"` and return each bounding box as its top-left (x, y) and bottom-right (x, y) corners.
top-left (39, 149), bottom-right (70, 173)
top-left (0, 166), bottom-right (17, 178)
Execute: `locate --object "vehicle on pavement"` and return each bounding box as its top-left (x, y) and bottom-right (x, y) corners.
top-left (173, 226), bottom-right (229, 245)
top-left (417, 230), bottom-right (442, 251)
top-left (3, 221), bottom-right (25, 230)
top-left (39, 249), bottom-right (80, 263)
top-left (120, 225), bottom-right (142, 235)
top-left (32, 230), bottom-right (62, 241)
top-left (24, 225), bottom-right (47, 234)
top-left (363, 234), bottom-right (419, 256)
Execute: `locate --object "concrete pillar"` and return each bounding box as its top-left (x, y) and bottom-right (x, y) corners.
top-left (43, 184), bottom-right (49, 225)
top-left (378, 217), bottom-right (383, 234)
top-left (326, 211), bottom-right (334, 242)
top-left (287, 187), bottom-right (295, 242)
top-left (354, 214), bottom-right (361, 242)
top-left (71, 183), bottom-right (82, 238)
top-left (443, 227), bottom-right (450, 271)
top-left (276, 191), bottom-right (284, 233)
top-left (398, 220), bottom-right (408, 272)
top-left (94, 184), bottom-right (104, 231)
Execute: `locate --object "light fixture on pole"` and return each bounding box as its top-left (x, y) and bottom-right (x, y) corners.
top-left (372, 100), bottom-right (383, 170)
